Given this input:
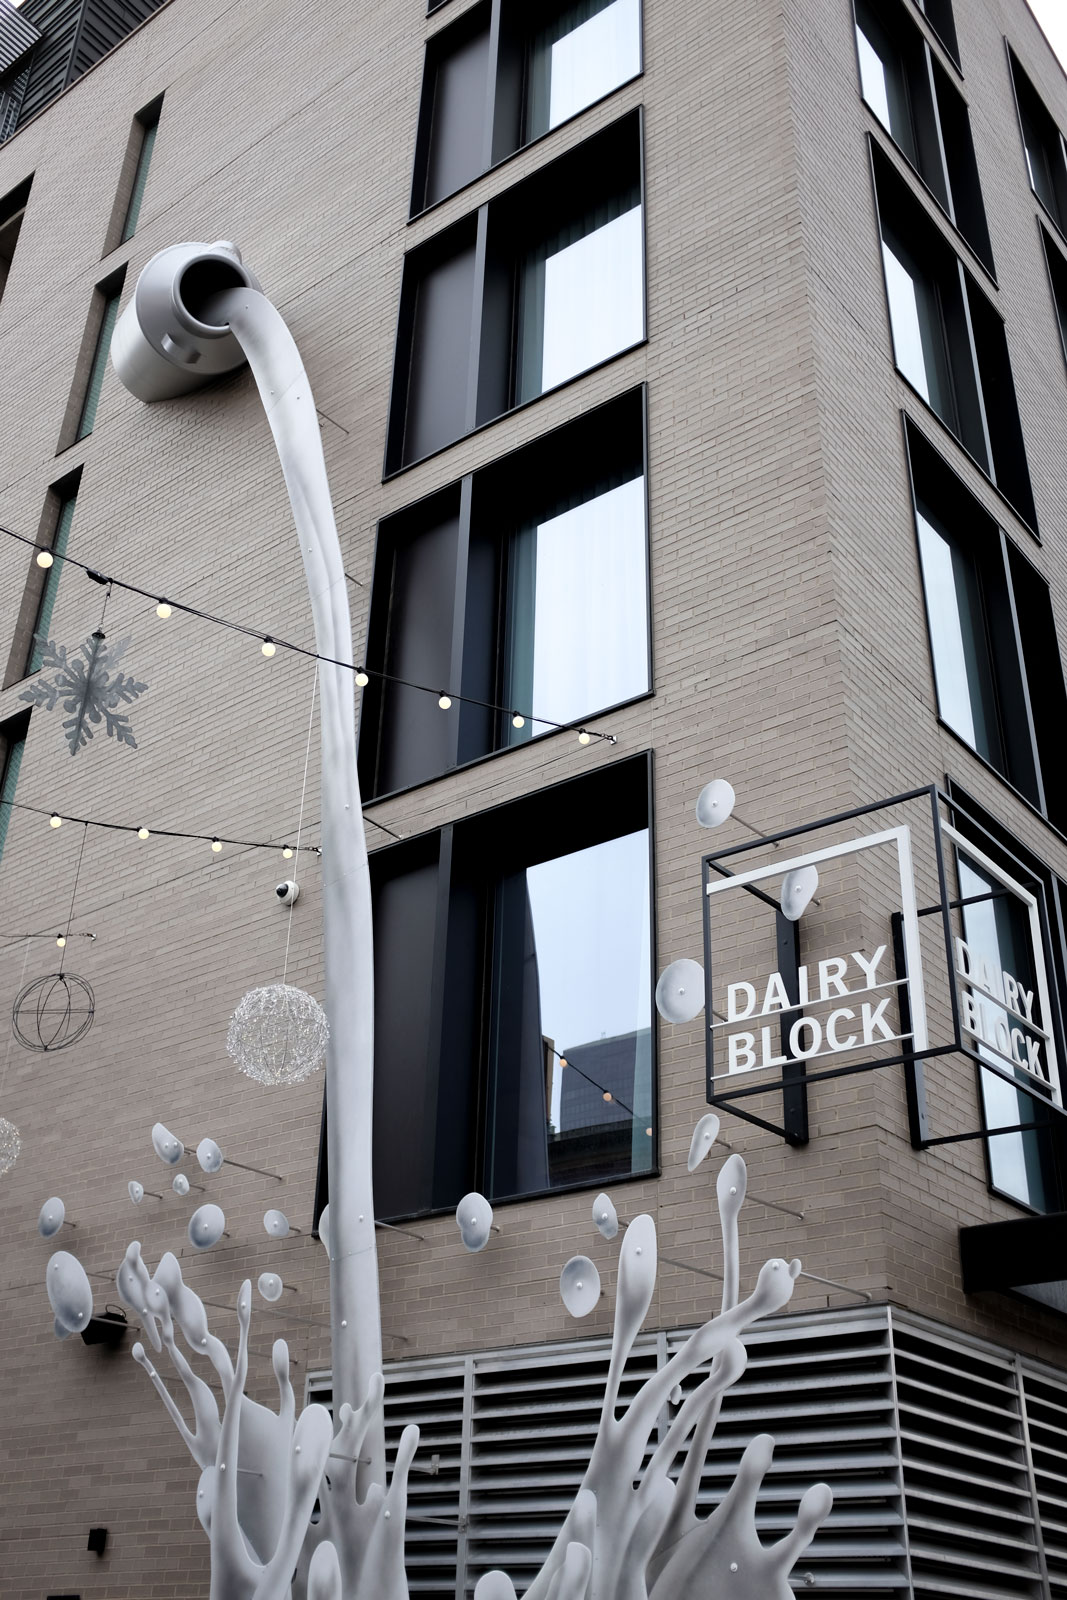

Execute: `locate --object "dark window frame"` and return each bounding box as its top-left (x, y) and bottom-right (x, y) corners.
top-left (1007, 43), bottom-right (1067, 245)
top-left (56, 267), bottom-right (126, 452)
top-left (871, 141), bottom-right (1038, 535)
top-left (315, 752), bottom-right (659, 1226)
top-left (852, 0), bottom-right (993, 275)
top-left (101, 93), bottom-right (163, 255)
top-left (911, 0), bottom-right (959, 69)
top-left (0, 172), bottom-right (31, 308)
top-left (410, 0), bottom-right (643, 218)
top-left (3, 468), bottom-right (82, 689)
top-left (0, 710), bottom-right (29, 866)
top-left (904, 418), bottom-right (1067, 837)
top-left (361, 387), bottom-right (652, 801)
top-left (1039, 220), bottom-right (1067, 378)
top-left (386, 107), bottom-right (646, 477)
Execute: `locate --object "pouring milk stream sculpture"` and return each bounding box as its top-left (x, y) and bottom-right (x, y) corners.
top-left (104, 242), bottom-right (830, 1598)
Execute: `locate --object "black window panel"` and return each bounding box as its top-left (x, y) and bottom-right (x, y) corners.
top-left (1009, 49), bottom-right (1067, 235)
top-left (389, 109), bottom-right (643, 473)
top-left (1040, 225), bottom-right (1067, 369)
top-left (931, 56), bottom-right (994, 272)
top-left (906, 421), bottom-right (1064, 819)
top-left (388, 218), bottom-right (477, 471)
top-left (412, 3), bottom-right (492, 213)
top-left (914, 0), bottom-right (958, 64)
top-left (412, 0), bottom-right (641, 216)
top-left (0, 172), bottom-right (30, 305)
top-left (327, 755), bottom-right (654, 1222)
top-left (363, 388), bottom-right (648, 798)
top-left (874, 148), bottom-right (1036, 530)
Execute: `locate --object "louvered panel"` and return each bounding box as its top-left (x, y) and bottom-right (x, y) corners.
top-left (666, 1309), bottom-right (906, 1593)
top-left (1022, 1363), bottom-right (1067, 1596)
top-left (464, 1334), bottom-right (659, 1597)
top-left (895, 1325), bottom-right (1041, 1600)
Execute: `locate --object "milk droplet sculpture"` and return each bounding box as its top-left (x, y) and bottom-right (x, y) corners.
top-left (781, 864), bottom-right (819, 921)
top-left (695, 778), bottom-right (736, 828)
top-left (196, 1137), bottom-right (224, 1173)
top-left (258, 1272), bottom-right (283, 1303)
top-left (655, 958), bottom-right (705, 1023)
top-left (173, 1173), bottom-right (190, 1196)
top-left (592, 1193), bottom-right (619, 1240)
top-left (560, 1256), bottom-right (601, 1317)
top-left (151, 1122), bottom-right (184, 1165)
top-left (263, 1208), bottom-right (290, 1239)
top-left (38, 1196), bottom-right (66, 1237)
top-left (128, 1180), bottom-right (145, 1204)
top-left (188, 1204), bottom-right (225, 1250)
top-left (687, 1113), bottom-right (721, 1172)
top-left (46, 1250), bottom-right (93, 1334)
top-left (456, 1192), bottom-right (493, 1252)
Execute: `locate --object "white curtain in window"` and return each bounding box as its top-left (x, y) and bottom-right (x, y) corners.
top-left (541, 204), bottom-right (644, 393)
top-left (547, 0), bottom-right (641, 130)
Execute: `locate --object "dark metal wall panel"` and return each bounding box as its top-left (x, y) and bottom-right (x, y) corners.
top-left (0, 0), bottom-right (40, 75)
top-left (14, 0), bottom-right (165, 129)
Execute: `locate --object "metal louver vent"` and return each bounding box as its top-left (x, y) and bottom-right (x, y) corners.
top-left (1021, 1362), bottom-right (1067, 1597)
top-left (895, 1323), bottom-right (1042, 1600)
top-left (385, 1361), bottom-right (466, 1598)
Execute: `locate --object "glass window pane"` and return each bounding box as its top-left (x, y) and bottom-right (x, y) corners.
top-left (28, 492), bottom-right (77, 675)
top-left (916, 507), bottom-right (1002, 765)
top-left (518, 199), bottom-right (643, 401)
top-left (487, 829), bottom-right (652, 1199)
top-left (856, 11), bottom-right (917, 164)
top-left (0, 732), bottom-right (25, 864)
top-left (76, 290), bottom-right (122, 441)
top-left (527, 0), bottom-right (641, 141)
top-left (960, 854), bottom-right (1055, 1211)
top-left (881, 235), bottom-right (954, 421)
top-left (505, 475), bottom-right (648, 740)
top-left (122, 118), bottom-right (158, 243)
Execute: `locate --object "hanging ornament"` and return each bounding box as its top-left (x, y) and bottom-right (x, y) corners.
top-left (20, 631), bottom-right (147, 754)
top-left (12, 972), bottom-right (95, 1052)
top-left (0, 1117), bottom-right (22, 1175)
top-left (226, 983), bottom-right (328, 1086)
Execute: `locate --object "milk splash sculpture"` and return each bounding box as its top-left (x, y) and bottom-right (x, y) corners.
top-left (105, 243), bottom-right (830, 1597)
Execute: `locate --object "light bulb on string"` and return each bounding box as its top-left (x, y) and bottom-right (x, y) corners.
top-left (211, 838), bottom-right (222, 854)
top-left (602, 1091), bottom-right (613, 1103)
top-left (261, 638), bottom-right (276, 658)
top-left (155, 600), bottom-right (172, 619)
top-left (355, 670), bottom-right (369, 688)
top-left (49, 814), bottom-right (62, 829)
top-left (578, 730), bottom-right (591, 746)
top-left (512, 713), bottom-right (525, 729)
top-left (136, 826), bottom-right (150, 840)
top-left (55, 935), bottom-right (66, 948)
top-left (282, 845), bottom-right (294, 860)
top-left (438, 693), bottom-right (452, 710)
top-left (36, 549), bottom-right (54, 569)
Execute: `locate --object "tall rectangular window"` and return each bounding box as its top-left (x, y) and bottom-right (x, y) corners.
top-left (27, 486), bottom-right (77, 675)
top-left (75, 277), bottom-right (124, 441)
top-left (411, 0), bottom-right (641, 214)
top-left (361, 755), bottom-right (655, 1220)
top-left (121, 100), bottom-right (161, 242)
top-left (389, 111), bottom-right (644, 471)
top-left (854, 0), bottom-right (991, 269)
top-left (0, 174), bottom-right (31, 308)
top-left (913, 0), bottom-right (958, 64)
top-left (1009, 49), bottom-right (1067, 236)
top-left (0, 715), bottom-right (28, 866)
top-left (906, 423), bottom-right (1067, 832)
top-left (362, 390), bottom-right (649, 797)
top-left (1041, 225), bottom-right (1067, 370)
top-left (874, 148), bottom-right (1036, 529)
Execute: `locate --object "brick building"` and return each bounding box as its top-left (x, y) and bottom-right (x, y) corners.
top-left (2, 0), bottom-right (1067, 1594)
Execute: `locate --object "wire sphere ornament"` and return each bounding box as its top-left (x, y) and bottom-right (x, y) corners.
top-left (226, 983), bottom-right (328, 1086)
top-left (12, 972), bottom-right (95, 1052)
top-left (0, 1117), bottom-right (22, 1175)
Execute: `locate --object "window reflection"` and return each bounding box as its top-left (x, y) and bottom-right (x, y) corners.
top-left (881, 233), bottom-right (956, 427)
top-left (504, 475), bottom-right (647, 744)
top-left (526, 0), bottom-right (641, 140)
top-left (517, 194), bottom-right (644, 403)
top-left (960, 854), bottom-right (1055, 1211)
top-left (916, 506), bottom-right (1002, 766)
top-left (487, 829), bottom-right (653, 1199)
top-left (856, 6), bottom-right (917, 164)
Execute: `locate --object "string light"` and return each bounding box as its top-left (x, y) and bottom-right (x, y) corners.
top-left (261, 638), bottom-right (276, 659)
top-left (36, 549), bottom-right (53, 569)
top-left (512, 713), bottom-right (525, 729)
top-left (0, 523), bottom-right (618, 747)
top-left (2, 795), bottom-right (400, 853)
top-left (211, 838), bottom-right (223, 854)
top-left (49, 813), bottom-right (62, 829)
top-left (55, 935), bottom-right (66, 948)
top-left (602, 1091), bottom-right (613, 1103)
top-left (282, 845), bottom-right (294, 860)
top-left (137, 826), bottom-right (150, 840)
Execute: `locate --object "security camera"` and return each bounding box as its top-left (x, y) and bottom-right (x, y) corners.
top-left (275, 880), bottom-right (299, 906)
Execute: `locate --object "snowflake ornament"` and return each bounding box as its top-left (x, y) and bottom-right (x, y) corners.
top-left (21, 632), bottom-right (147, 754)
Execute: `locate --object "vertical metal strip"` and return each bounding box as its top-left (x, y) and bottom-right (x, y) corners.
top-left (1016, 1356), bottom-right (1052, 1600)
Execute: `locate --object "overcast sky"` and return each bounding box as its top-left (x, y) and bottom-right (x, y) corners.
top-left (1028, 0), bottom-right (1067, 71)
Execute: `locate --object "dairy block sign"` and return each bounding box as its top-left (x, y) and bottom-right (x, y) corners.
top-left (704, 826), bottom-right (929, 1085)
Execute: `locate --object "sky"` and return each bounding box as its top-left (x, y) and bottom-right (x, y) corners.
top-left (1028, 0), bottom-right (1067, 72)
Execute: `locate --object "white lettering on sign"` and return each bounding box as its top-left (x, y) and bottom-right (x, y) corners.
top-left (722, 947), bottom-right (904, 1075)
top-left (954, 937), bottom-right (1046, 1083)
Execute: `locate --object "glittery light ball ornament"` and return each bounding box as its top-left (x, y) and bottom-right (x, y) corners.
top-left (0, 1117), bottom-right (22, 1175)
top-left (225, 984), bottom-right (328, 1087)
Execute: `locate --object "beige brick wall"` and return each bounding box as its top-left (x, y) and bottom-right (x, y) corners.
top-left (1, 0), bottom-right (1067, 1592)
